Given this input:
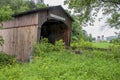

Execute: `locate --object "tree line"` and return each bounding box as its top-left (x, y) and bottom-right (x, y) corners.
top-left (0, 0), bottom-right (46, 22)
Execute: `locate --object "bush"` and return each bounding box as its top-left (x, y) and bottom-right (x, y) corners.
top-left (71, 39), bottom-right (93, 49)
top-left (108, 45), bottom-right (120, 61)
top-left (34, 38), bottom-right (65, 57)
top-left (0, 52), bottom-right (16, 66)
top-left (110, 38), bottom-right (120, 45)
top-left (0, 36), bottom-right (4, 46)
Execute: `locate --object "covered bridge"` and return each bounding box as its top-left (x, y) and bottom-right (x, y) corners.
top-left (0, 5), bottom-right (73, 61)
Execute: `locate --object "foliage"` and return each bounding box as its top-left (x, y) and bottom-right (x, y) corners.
top-left (71, 16), bottom-right (93, 42)
top-left (0, 6), bottom-right (13, 22)
top-left (107, 13), bottom-right (120, 29)
top-left (0, 39), bottom-right (120, 80)
top-left (34, 38), bottom-right (65, 57)
top-left (92, 42), bottom-right (113, 48)
top-left (0, 0), bottom-right (46, 22)
top-left (110, 33), bottom-right (120, 45)
top-left (0, 52), bottom-right (16, 66)
top-left (64, 0), bottom-right (120, 29)
top-left (0, 48), bottom-right (120, 80)
top-left (71, 39), bottom-right (93, 49)
top-left (0, 36), bottom-right (4, 46)
top-left (71, 40), bottom-right (120, 61)
top-left (110, 37), bottom-right (120, 45)
top-left (8, 0), bottom-right (46, 14)
top-left (108, 45), bottom-right (120, 61)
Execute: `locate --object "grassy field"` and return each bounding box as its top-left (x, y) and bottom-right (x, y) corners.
top-left (71, 39), bottom-right (113, 49)
top-left (0, 40), bottom-right (120, 80)
top-left (92, 42), bottom-right (113, 49)
top-left (0, 50), bottom-right (120, 80)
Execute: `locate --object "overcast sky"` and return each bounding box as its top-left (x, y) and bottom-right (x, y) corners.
top-left (44, 0), bottom-right (119, 38)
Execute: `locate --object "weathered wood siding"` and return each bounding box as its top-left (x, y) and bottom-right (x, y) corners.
top-left (38, 11), bottom-right (48, 27)
top-left (37, 11), bottom-right (48, 41)
top-left (0, 13), bottom-right (38, 61)
top-left (2, 13), bottom-right (38, 28)
top-left (0, 26), bottom-right (38, 61)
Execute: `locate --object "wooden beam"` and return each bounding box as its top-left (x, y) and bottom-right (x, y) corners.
top-left (50, 14), bottom-right (66, 21)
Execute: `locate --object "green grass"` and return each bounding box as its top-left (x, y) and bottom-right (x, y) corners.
top-left (0, 50), bottom-right (120, 80)
top-left (92, 42), bottom-right (113, 49)
top-left (71, 39), bottom-right (113, 49)
top-left (0, 39), bottom-right (120, 80)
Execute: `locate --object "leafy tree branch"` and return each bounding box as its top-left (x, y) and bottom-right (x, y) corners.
top-left (100, 0), bottom-right (120, 5)
top-left (64, 0), bottom-right (120, 29)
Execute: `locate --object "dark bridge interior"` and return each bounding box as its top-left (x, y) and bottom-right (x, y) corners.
top-left (40, 20), bottom-right (68, 44)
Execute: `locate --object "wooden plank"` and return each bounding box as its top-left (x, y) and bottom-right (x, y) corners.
top-left (38, 11), bottom-right (47, 27)
top-left (0, 25), bottom-right (38, 61)
top-left (2, 13), bottom-right (38, 29)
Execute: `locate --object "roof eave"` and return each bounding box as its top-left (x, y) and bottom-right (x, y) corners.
top-left (12, 5), bottom-right (74, 22)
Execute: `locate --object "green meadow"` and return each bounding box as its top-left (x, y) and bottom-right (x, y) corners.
top-left (0, 40), bottom-right (120, 80)
top-left (92, 42), bottom-right (113, 49)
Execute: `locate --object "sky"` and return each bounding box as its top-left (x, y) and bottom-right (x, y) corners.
top-left (44, 0), bottom-right (67, 8)
top-left (44, 0), bottom-right (120, 38)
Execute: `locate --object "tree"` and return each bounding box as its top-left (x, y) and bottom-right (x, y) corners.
top-left (64, 0), bottom-right (120, 29)
top-left (71, 16), bottom-right (93, 42)
top-left (110, 31), bottom-right (120, 45)
top-left (0, 0), bottom-right (46, 15)
top-left (0, 6), bottom-right (13, 22)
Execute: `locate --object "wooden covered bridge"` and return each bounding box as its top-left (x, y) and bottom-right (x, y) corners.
top-left (0, 5), bottom-right (73, 61)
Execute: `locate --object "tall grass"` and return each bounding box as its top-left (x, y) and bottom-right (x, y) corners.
top-left (0, 39), bottom-right (120, 80)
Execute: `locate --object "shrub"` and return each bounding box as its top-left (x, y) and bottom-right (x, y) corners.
top-left (108, 45), bottom-right (120, 61)
top-left (0, 52), bottom-right (16, 66)
top-left (0, 36), bottom-right (4, 46)
top-left (33, 38), bottom-right (65, 57)
top-left (71, 39), bottom-right (93, 49)
top-left (110, 38), bottom-right (120, 45)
